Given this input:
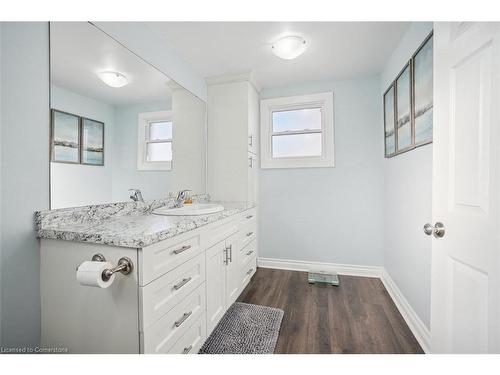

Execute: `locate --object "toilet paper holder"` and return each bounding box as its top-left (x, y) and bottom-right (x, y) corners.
top-left (91, 253), bottom-right (134, 281)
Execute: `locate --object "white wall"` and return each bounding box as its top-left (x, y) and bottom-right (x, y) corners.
top-left (0, 22), bottom-right (50, 348)
top-left (259, 77), bottom-right (384, 266)
top-left (112, 101), bottom-right (172, 201)
top-left (381, 22), bottom-right (433, 329)
top-left (50, 85), bottom-right (115, 208)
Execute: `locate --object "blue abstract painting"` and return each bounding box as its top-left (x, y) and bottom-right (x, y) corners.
top-left (414, 36), bottom-right (433, 145)
top-left (396, 65), bottom-right (411, 151)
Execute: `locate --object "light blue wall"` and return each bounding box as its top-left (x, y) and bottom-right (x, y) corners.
top-left (259, 76), bottom-right (384, 266)
top-left (381, 22), bottom-right (433, 329)
top-left (112, 101), bottom-right (172, 202)
top-left (0, 22), bottom-right (50, 348)
top-left (50, 85), bottom-right (115, 208)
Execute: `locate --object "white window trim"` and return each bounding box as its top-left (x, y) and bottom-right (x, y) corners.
top-left (137, 110), bottom-right (172, 171)
top-left (260, 92), bottom-right (334, 169)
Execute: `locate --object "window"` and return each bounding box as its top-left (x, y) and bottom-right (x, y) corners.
top-left (260, 92), bottom-right (334, 169)
top-left (137, 111), bottom-right (172, 170)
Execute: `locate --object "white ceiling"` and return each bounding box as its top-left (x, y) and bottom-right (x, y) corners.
top-left (144, 22), bottom-right (410, 89)
top-left (50, 22), bottom-right (173, 106)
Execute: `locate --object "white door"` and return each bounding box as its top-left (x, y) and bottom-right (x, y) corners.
top-left (205, 241), bottom-right (227, 334)
top-left (225, 233), bottom-right (241, 305)
top-left (430, 22), bottom-right (500, 353)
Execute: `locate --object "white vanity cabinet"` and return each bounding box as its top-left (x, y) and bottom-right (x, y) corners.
top-left (40, 207), bottom-right (257, 354)
top-left (205, 230), bottom-right (248, 334)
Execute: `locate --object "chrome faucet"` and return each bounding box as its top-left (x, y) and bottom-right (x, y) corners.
top-left (174, 189), bottom-right (191, 208)
top-left (128, 189), bottom-right (144, 203)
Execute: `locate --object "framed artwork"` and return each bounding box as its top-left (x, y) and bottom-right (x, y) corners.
top-left (81, 118), bottom-right (104, 166)
top-left (395, 63), bottom-right (412, 152)
top-left (413, 32), bottom-right (433, 146)
top-left (383, 85), bottom-right (396, 157)
top-left (51, 110), bottom-right (80, 163)
top-left (383, 31), bottom-right (433, 158)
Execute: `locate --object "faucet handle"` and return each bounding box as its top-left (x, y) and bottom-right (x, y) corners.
top-left (177, 189), bottom-right (192, 198)
top-left (128, 189), bottom-right (144, 202)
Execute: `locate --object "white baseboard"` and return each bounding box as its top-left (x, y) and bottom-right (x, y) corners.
top-left (257, 256), bottom-right (431, 353)
top-left (257, 257), bottom-right (382, 278)
top-left (380, 269), bottom-right (431, 353)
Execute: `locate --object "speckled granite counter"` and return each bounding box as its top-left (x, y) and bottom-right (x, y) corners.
top-left (35, 197), bottom-right (256, 248)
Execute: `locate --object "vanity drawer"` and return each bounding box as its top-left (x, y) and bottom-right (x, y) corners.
top-left (167, 313), bottom-right (206, 354)
top-left (141, 283), bottom-right (206, 354)
top-left (241, 208), bottom-right (257, 223)
top-left (140, 232), bottom-right (203, 286)
top-left (240, 239), bottom-right (257, 266)
top-left (240, 256), bottom-right (257, 289)
top-left (238, 220), bottom-right (257, 250)
top-left (202, 220), bottom-right (239, 249)
top-left (140, 252), bottom-right (205, 329)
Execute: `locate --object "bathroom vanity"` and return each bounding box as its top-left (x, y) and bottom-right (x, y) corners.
top-left (38, 22), bottom-right (260, 354)
top-left (37, 200), bottom-right (257, 353)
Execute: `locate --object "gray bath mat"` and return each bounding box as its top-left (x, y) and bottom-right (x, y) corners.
top-left (199, 302), bottom-right (284, 354)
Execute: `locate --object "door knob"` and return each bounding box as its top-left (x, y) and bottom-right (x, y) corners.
top-left (423, 222), bottom-right (446, 238)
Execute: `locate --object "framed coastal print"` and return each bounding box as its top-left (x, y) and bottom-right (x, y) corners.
top-left (413, 33), bottom-right (433, 146)
top-left (384, 85), bottom-right (396, 157)
top-left (81, 117), bottom-right (104, 165)
top-left (51, 109), bottom-right (80, 163)
top-left (395, 63), bottom-right (412, 152)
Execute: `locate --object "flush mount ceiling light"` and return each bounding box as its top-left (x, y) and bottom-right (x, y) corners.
top-left (98, 71), bottom-right (129, 88)
top-left (272, 35), bottom-right (307, 60)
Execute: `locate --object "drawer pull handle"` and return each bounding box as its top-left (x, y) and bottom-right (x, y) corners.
top-left (247, 268), bottom-right (254, 275)
top-left (173, 277), bottom-right (192, 291)
top-left (173, 245), bottom-right (191, 255)
top-left (246, 232), bottom-right (254, 237)
top-left (174, 311), bottom-right (192, 327)
top-left (182, 345), bottom-right (193, 354)
top-left (246, 250), bottom-right (254, 256)
top-left (246, 215), bottom-right (253, 219)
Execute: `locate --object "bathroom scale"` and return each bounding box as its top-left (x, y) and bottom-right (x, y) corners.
top-left (307, 271), bottom-right (340, 286)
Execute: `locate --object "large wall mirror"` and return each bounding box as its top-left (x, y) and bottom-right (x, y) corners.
top-left (49, 22), bottom-right (206, 209)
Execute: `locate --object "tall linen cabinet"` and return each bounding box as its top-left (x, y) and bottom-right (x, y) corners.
top-left (207, 78), bottom-right (259, 203)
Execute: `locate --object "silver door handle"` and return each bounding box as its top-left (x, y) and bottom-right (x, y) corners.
top-left (423, 222), bottom-right (445, 238)
top-left (182, 345), bottom-right (193, 354)
top-left (246, 250), bottom-right (254, 256)
top-left (224, 247), bottom-right (228, 265)
top-left (173, 277), bottom-right (192, 290)
top-left (246, 231), bottom-right (254, 237)
top-left (174, 311), bottom-right (192, 327)
top-left (173, 245), bottom-right (191, 255)
top-left (227, 245), bottom-right (232, 263)
top-left (247, 268), bottom-right (254, 275)
top-left (248, 135), bottom-right (253, 147)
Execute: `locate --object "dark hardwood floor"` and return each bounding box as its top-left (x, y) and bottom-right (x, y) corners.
top-left (237, 267), bottom-right (423, 354)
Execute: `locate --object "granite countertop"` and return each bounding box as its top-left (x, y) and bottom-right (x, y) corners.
top-left (35, 197), bottom-right (256, 248)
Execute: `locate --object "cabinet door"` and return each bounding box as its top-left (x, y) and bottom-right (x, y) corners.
top-left (225, 233), bottom-right (241, 306)
top-left (247, 152), bottom-right (258, 203)
top-left (205, 241), bottom-right (227, 334)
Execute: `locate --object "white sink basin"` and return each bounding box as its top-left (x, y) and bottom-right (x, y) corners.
top-left (153, 203), bottom-right (225, 216)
